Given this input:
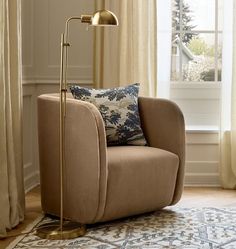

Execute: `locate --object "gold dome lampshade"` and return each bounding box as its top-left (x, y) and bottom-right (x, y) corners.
top-left (92, 10), bottom-right (118, 26)
top-left (81, 10), bottom-right (119, 26)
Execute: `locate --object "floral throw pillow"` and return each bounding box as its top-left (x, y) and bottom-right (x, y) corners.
top-left (70, 83), bottom-right (147, 146)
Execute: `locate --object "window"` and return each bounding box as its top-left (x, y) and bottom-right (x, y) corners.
top-left (157, 0), bottom-right (229, 128)
top-left (171, 0), bottom-right (223, 83)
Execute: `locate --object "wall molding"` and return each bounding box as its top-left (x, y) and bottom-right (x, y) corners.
top-left (24, 171), bottom-right (40, 193)
top-left (24, 163), bottom-right (33, 177)
top-left (47, 65), bottom-right (92, 69)
top-left (185, 173), bottom-right (220, 187)
top-left (23, 78), bottom-right (93, 86)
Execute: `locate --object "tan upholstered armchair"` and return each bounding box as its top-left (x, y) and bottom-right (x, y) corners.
top-left (38, 94), bottom-right (185, 224)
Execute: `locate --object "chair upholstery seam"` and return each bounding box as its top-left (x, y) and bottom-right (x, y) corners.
top-left (82, 103), bottom-right (107, 223)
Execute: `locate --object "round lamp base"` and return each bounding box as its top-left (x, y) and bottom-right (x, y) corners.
top-left (36, 220), bottom-right (86, 240)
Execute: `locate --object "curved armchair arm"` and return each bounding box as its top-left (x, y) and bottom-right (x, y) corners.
top-left (38, 94), bottom-right (107, 223)
top-left (138, 97), bottom-right (185, 205)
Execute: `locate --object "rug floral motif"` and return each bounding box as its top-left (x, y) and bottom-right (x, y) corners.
top-left (9, 207), bottom-right (236, 249)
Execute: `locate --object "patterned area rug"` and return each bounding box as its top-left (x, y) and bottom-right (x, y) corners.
top-left (8, 207), bottom-right (236, 249)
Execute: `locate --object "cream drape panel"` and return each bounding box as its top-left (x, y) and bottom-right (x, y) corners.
top-left (220, 0), bottom-right (236, 189)
top-left (0, 0), bottom-right (24, 237)
top-left (94, 0), bottom-right (157, 97)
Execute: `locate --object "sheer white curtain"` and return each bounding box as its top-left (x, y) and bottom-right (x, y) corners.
top-left (0, 0), bottom-right (25, 237)
top-left (220, 0), bottom-right (236, 188)
top-left (94, 0), bottom-right (158, 97)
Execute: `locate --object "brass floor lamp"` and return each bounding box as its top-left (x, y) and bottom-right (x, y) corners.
top-left (36, 10), bottom-right (118, 240)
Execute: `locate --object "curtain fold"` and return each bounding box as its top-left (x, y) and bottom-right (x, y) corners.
top-left (220, 0), bottom-right (236, 188)
top-left (94, 0), bottom-right (157, 97)
top-left (0, 0), bottom-right (24, 237)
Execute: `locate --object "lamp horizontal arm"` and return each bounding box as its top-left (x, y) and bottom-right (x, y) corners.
top-left (65, 15), bottom-right (92, 31)
top-left (65, 17), bottom-right (81, 40)
top-left (66, 16), bottom-right (81, 24)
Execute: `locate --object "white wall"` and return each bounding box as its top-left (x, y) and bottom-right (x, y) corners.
top-left (184, 131), bottom-right (220, 186)
top-left (171, 83), bottom-right (220, 186)
top-left (22, 0), bottom-right (95, 192)
top-left (22, 0), bottom-right (94, 83)
top-left (22, 0), bottom-right (220, 192)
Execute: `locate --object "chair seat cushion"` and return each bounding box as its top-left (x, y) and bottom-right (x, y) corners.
top-left (101, 146), bottom-right (179, 222)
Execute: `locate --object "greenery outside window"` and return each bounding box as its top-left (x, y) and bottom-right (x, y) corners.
top-left (171, 0), bottom-right (223, 82)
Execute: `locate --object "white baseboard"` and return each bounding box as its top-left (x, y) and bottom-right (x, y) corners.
top-left (23, 172), bottom-right (221, 193)
top-left (184, 173), bottom-right (221, 187)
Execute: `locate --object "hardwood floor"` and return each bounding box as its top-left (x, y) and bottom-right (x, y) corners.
top-left (176, 187), bottom-right (236, 208)
top-left (0, 187), bottom-right (41, 249)
top-left (1, 186), bottom-right (236, 248)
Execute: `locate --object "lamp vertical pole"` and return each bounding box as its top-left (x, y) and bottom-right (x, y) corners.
top-left (59, 17), bottom-right (81, 236)
top-left (59, 33), bottom-right (65, 233)
top-left (35, 31), bottom-right (86, 240)
top-left (59, 19), bottom-right (71, 233)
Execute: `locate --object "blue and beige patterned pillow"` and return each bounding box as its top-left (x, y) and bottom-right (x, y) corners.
top-left (70, 83), bottom-right (147, 146)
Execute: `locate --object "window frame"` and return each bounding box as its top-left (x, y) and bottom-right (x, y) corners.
top-left (171, 0), bottom-right (222, 84)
